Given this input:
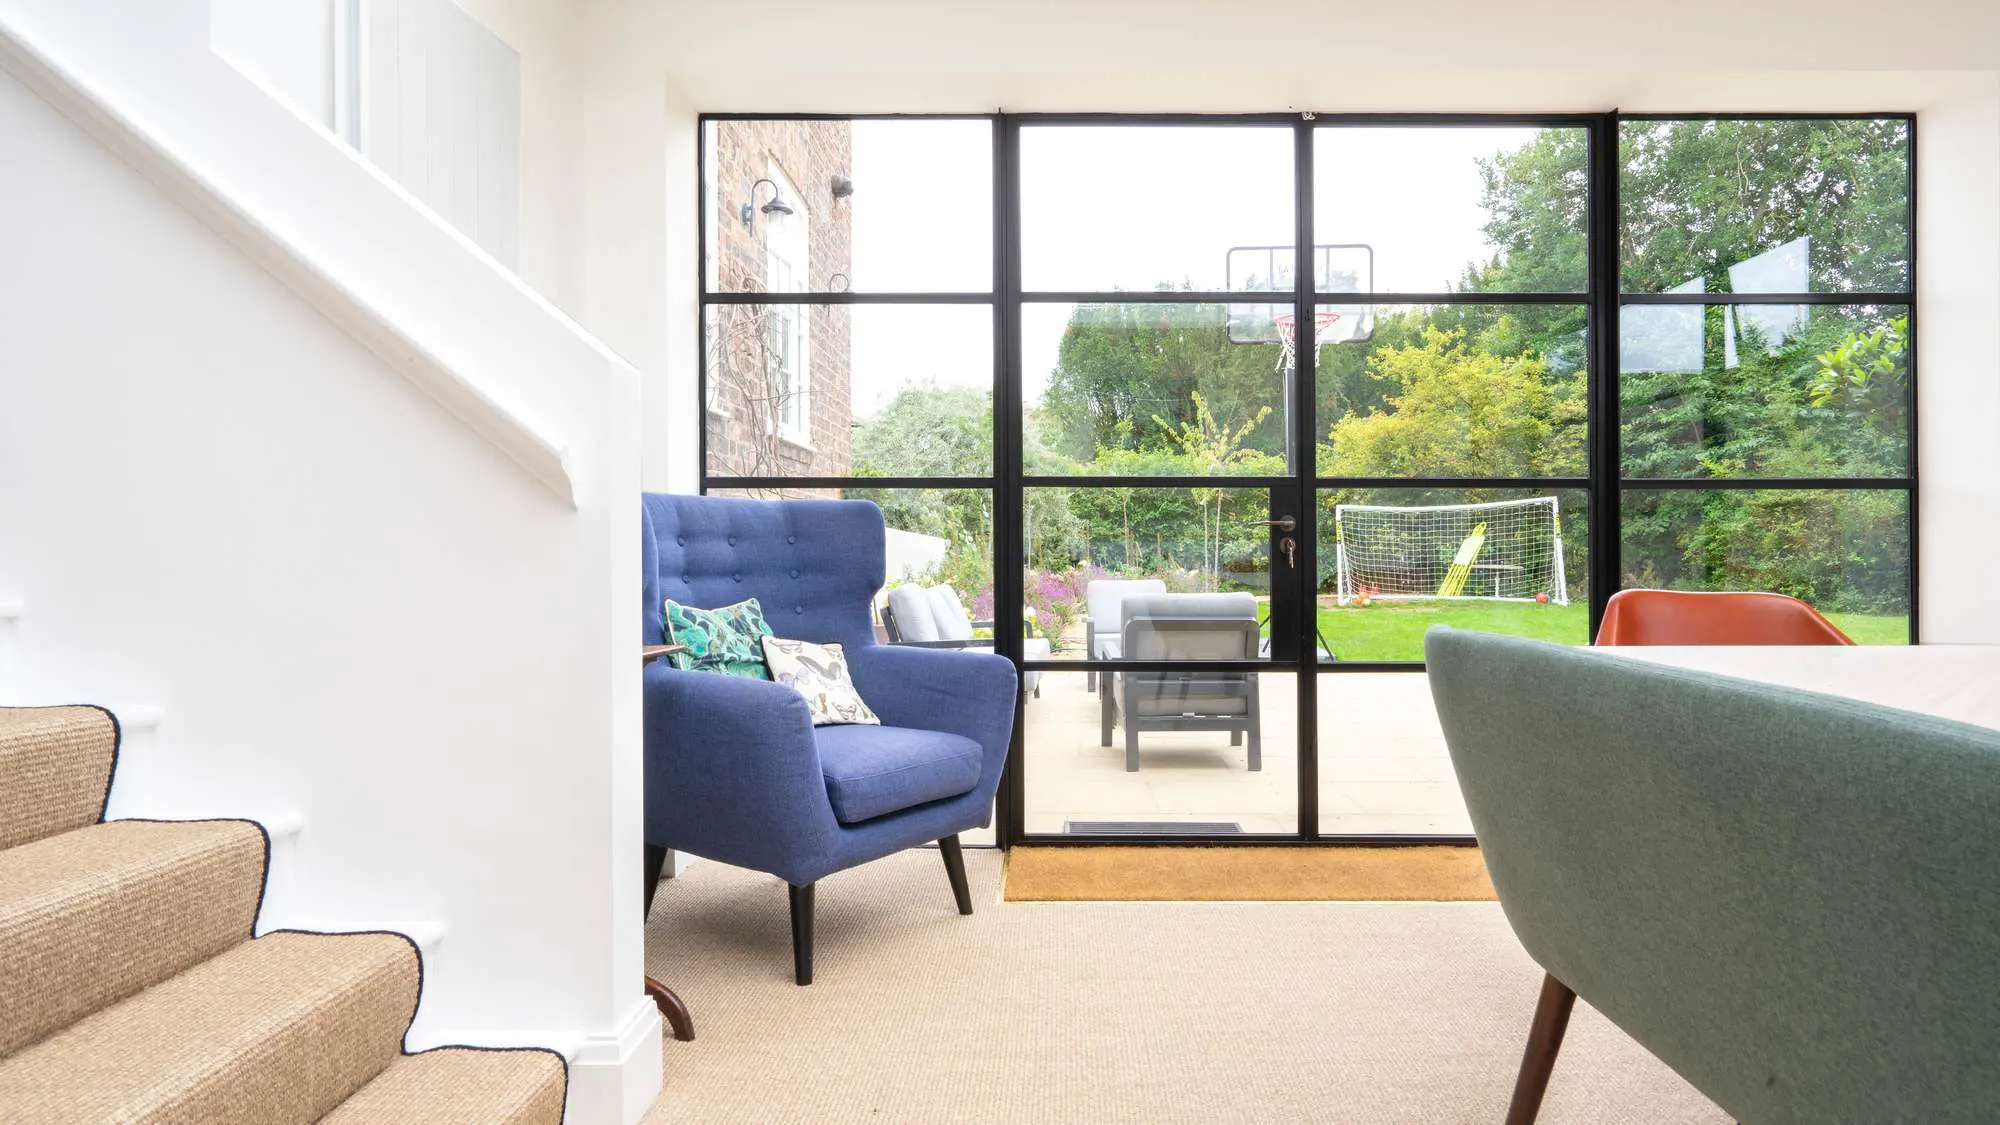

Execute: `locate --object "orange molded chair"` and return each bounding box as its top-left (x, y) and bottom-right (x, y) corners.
top-left (1595, 589), bottom-right (1856, 647)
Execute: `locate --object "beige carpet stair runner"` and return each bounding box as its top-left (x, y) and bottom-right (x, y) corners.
top-left (0, 706), bottom-right (565, 1123)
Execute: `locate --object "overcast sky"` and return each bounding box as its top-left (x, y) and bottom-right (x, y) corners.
top-left (845, 121), bottom-right (1556, 417)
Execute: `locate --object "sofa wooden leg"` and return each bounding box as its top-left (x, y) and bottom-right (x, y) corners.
top-left (789, 882), bottom-right (816, 986)
top-left (939, 834), bottom-right (973, 915)
top-left (1506, 973), bottom-right (1576, 1125)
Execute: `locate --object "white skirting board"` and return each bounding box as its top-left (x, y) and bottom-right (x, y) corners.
top-left (566, 997), bottom-right (666, 1125)
top-left (418, 997), bottom-right (664, 1125)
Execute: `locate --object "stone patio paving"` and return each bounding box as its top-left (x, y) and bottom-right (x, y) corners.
top-left (1022, 669), bottom-right (1474, 836)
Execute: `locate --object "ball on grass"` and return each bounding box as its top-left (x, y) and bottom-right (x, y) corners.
top-left (1535, 592), bottom-right (1550, 604)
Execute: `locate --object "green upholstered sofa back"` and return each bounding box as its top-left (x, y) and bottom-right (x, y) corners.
top-left (1424, 628), bottom-right (2000, 1124)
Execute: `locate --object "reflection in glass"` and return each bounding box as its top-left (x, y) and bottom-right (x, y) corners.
top-left (1620, 488), bottom-right (1909, 644)
top-left (703, 118), bottom-right (993, 293)
top-left (1313, 304), bottom-right (1588, 478)
top-left (1315, 126), bottom-right (1589, 293)
top-left (1022, 303), bottom-right (1292, 474)
top-left (1314, 488), bottom-right (1590, 662)
top-left (1020, 126), bottom-right (1294, 292)
top-left (1620, 118), bottom-right (1911, 294)
top-left (1620, 305), bottom-right (1909, 478)
top-left (705, 304), bottom-right (993, 479)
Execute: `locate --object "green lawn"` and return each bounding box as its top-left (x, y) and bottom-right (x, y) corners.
top-left (1305, 600), bottom-right (1909, 662)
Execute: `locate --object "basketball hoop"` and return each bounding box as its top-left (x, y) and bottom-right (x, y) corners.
top-left (1273, 310), bottom-right (1343, 372)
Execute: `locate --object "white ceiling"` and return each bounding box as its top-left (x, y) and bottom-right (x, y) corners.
top-left (585, 0), bottom-right (2000, 112)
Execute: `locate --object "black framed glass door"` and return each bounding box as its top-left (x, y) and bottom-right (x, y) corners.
top-left (695, 109), bottom-right (1918, 848)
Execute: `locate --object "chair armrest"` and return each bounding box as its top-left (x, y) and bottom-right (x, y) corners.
top-left (642, 663), bottom-right (841, 876)
top-left (845, 644), bottom-right (1018, 796)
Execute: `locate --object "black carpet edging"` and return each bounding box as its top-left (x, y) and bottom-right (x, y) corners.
top-left (33, 696), bottom-right (572, 1112)
top-left (262, 926), bottom-right (570, 1122)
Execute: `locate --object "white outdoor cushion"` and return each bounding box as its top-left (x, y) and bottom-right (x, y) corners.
top-left (886, 585), bottom-right (940, 642)
top-left (1086, 579), bottom-right (1166, 656)
top-left (928, 586), bottom-right (976, 642)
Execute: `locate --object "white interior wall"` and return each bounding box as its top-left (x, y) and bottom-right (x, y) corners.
top-left (360, 0), bottom-right (524, 267)
top-left (0, 0), bottom-right (656, 1116)
top-left (209, 0), bottom-right (336, 125)
top-left (1914, 78), bottom-right (2000, 642)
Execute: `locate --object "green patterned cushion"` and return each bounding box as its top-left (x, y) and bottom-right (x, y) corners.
top-left (663, 597), bottom-right (774, 679)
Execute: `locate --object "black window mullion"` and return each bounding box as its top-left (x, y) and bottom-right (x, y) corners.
top-left (1587, 111), bottom-right (1622, 638)
top-left (1905, 116), bottom-right (1920, 644)
top-left (995, 113), bottom-right (1027, 848)
top-left (1292, 116), bottom-right (1319, 841)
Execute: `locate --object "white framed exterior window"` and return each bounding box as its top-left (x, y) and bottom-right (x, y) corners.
top-left (764, 161), bottom-right (811, 445)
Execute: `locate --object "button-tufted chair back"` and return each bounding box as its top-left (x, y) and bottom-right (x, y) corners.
top-left (642, 493), bottom-right (885, 651)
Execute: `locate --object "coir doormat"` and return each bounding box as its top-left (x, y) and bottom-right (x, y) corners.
top-left (1002, 845), bottom-right (1497, 902)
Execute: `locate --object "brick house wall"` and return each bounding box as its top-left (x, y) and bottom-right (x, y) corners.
top-left (707, 120), bottom-right (853, 482)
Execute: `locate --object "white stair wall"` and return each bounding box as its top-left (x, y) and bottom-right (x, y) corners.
top-left (0, 2), bottom-right (653, 1120)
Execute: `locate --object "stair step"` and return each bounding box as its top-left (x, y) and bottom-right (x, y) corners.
top-left (0, 706), bottom-right (119, 850)
top-left (0, 819), bottom-right (266, 1057)
top-left (0, 930), bottom-right (419, 1125)
top-left (318, 1046), bottom-right (567, 1125)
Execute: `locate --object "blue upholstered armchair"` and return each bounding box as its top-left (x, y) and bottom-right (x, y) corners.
top-left (640, 494), bottom-right (1018, 984)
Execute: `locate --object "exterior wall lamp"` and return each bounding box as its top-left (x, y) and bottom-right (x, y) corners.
top-left (741, 178), bottom-right (793, 230)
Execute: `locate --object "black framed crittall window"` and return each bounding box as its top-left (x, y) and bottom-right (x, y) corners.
top-left (699, 111), bottom-right (1917, 848)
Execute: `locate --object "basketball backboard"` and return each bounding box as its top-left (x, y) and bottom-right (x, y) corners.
top-left (1226, 244), bottom-right (1375, 346)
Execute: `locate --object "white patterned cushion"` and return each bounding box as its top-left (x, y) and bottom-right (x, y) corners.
top-left (761, 637), bottom-right (881, 726)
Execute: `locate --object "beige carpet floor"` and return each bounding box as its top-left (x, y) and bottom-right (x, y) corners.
top-left (643, 848), bottom-right (1728, 1124)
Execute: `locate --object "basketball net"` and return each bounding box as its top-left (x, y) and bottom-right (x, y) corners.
top-left (1274, 311), bottom-right (1342, 372)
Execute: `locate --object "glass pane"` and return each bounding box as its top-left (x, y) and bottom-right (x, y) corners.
top-left (705, 304), bottom-right (993, 479)
top-left (1315, 487), bottom-right (1590, 662)
top-left (1019, 126), bottom-right (1293, 292)
top-left (1621, 304), bottom-right (1908, 478)
top-left (1023, 302), bottom-right (1291, 475)
top-left (1024, 670), bottom-right (1296, 835)
top-left (1620, 118), bottom-right (1911, 294)
top-left (1315, 304), bottom-right (1588, 477)
top-left (1314, 126), bottom-right (1587, 294)
top-left (1318, 672), bottom-right (1472, 836)
top-left (1620, 488), bottom-right (1910, 644)
top-left (1023, 486), bottom-right (1277, 661)
top-left (710, 486), bottom-right (997, 641)
top-left (704, 119), bottom-right (993, 293)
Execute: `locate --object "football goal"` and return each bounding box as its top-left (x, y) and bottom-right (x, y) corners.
top-left (1333, 497), bottom-right (1569, 606)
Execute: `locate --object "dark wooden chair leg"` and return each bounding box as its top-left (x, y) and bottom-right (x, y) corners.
top-left (939, 834), bottom-right (973, 915)
top-left (789, 882), bottom-right (815, 986)
top-left (645, 976), bottom-right (696, 1042)
top-left (1506, 973), bottom-right (1577, 1125)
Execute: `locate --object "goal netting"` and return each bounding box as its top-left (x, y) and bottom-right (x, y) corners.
top-left (1333, 497), bottom-right (1569, 606)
